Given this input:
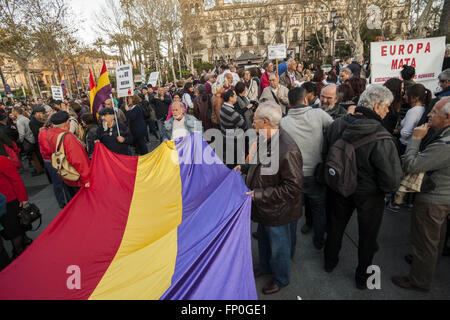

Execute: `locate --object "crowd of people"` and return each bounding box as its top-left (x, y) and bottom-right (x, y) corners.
top-left (1, 54), bottom-right (450, 297)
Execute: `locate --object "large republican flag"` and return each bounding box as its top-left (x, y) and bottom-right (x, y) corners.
top-left (0, 134), bottom-right (257, 300)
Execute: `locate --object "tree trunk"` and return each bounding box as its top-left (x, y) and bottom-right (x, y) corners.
top-left (23, 66), bottom-right (37, 99)
top-left (440, 0), bottom-right (450, 37)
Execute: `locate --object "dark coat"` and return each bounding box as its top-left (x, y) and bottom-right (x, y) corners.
top-left (326, 103), bottom-right (347, 120)
top-left (96, 122), bottom-right (133, 156)
top-left (150, 93), bottom-right (171, 120)
top-left (193, 94), bottom-right (213, 131)
top-left (126, 105), bottom-right (147, 139)
top-left (347, 62), bottom-right (362, 78)
top-left (322, 107), bottom-right (402, 196)
top-left (245, 128), bottom-right (303, 227)
top-left (29, 116), bottom-right (44, 142)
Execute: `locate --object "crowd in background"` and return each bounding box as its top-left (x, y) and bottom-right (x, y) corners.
top-left (1, 53), bottom-right (450, 295)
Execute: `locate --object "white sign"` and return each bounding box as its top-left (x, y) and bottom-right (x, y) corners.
top-left (148, 72), bottom-right (160, 87)
top-left (51, 86), bottom-right (64, 100)
top-left (268, 44), bottom-right (287, 60)
top-left (370, 36), bottom-right (446, 93)
top-left (116, 64), bottom-right (134, 98)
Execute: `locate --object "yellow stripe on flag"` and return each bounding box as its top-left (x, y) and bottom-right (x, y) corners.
top-left (96, 72), bottom-right (110, 90)
top-left (89, 141), bottom-right (183, 300)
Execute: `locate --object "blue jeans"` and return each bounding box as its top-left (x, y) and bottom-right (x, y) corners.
top-left (257, 222), bottom-right (295, 287)
top-left (44, 161), bottom-right (69, 207)
top-left (303, 176), bottom-right (327, 248)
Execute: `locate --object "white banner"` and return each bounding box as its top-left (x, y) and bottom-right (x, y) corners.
top-left (370, 36), bottom-right (446, 92)
top-left (116, 64), bottom-right (134, 98)
top-left (51, 86), bottom-right (63, 100)
top-left (268, 44), bottom-right (287, 60)
top-left (148, 72), bottom-right (160, 87)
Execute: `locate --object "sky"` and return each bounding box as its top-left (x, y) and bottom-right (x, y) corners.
top-left (69, 0), bottom-right (261, 46)
top-left (70, 0), bottom-right (110, 45)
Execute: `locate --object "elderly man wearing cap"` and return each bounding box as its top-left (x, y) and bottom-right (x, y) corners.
top-left (46, 111), bottom-right (91, 200)
top-left (96, 108), bottom-right (133, 155)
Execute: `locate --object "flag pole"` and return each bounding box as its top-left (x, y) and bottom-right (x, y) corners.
top-left (110, 94), bottom-right (121, 138)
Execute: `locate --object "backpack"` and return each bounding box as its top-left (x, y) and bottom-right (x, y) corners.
top-left (51, 132), bottom-right (81, 182)
top-left (324, 131), bottom-right (392, 197)
top-left (141, 101), bottom-right (151, 121)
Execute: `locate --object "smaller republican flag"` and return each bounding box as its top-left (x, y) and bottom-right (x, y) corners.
top-left (89, 69), bottom-right (97, 115)
top-left (92, 61), bottom-right (112, 118)
top-left (61, 73), bottom-right (67, 96)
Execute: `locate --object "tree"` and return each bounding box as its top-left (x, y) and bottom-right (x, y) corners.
top-left (0, 0), bottom-right (39, 97)
top-left (408, 0), bottom-right (444, 38)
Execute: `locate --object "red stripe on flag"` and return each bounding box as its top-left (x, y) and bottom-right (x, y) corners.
top-left (0, 144), bottom-right (138, 300)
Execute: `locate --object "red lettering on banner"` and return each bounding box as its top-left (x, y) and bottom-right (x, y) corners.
top-left (407, 44), bottom-right (414, 54)
top-left (425, 42), bottom-right (431, 53)
top-left (390, 45), bottom-right (396, 55)
top-left (417, 43), bottom-right (423, 53)
top-left (399, 45), bottom-right (405, 55)
top-left (398, 59), bottom-right (404, 68)
top-left (411, 58), bottom-right (416, 68)
top-left (392, 59), bottom-right (398, 70)
top-left (381, 46), bottom-right (387, 56)
top-left (404, 58), bottom-right (410, 65)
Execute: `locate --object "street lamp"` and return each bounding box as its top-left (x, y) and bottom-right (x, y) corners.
top-left (328, 9), bottom-right (339, 62)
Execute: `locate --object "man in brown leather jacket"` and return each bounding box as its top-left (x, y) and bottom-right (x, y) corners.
top-left (240, 102), bottom-right (303, 295)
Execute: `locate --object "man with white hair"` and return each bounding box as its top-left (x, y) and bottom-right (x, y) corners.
top-left (163, 101), bottom-right (203, 141)
top-left (322, 85), bottom-right (402, 290)
top-left (392, 97), bottom-right (450, 292)
top-left (239, 102), bottom-right (303, 295)
top-left (279, 59), bottom-right (303, 90)
top-left (436, 69), bottom-right (450, 98)
top-left (259, 74), bottom-right (290, 115)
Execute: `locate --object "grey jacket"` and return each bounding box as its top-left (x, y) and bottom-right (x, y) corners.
top-left (163, 114), bottom-right (203, 141)
top-left (16, 115), bottom-right (35, 144)
top-left (281, 105), bottom-right (333, 176)
top-left (259, 85), bottom-right (289, 115)
top-left (403, 126), bottom-right (450, 205)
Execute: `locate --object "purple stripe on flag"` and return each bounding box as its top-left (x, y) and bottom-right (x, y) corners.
top-left (160, 133), bottom-right (257, 300)
top-left (92, 84), bottom-right (112, 113)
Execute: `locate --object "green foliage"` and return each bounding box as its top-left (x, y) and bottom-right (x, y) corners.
top-left (335, 44), bottom-right (352, 59)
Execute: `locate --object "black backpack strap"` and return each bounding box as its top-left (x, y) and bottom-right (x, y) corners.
top-left (352, 132), bottom-right (392, 150)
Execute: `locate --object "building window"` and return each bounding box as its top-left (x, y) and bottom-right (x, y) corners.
top-left (258, 32), bottom-right (265, 45)
top-left (224, 35), bottom-right (229, 48)
top-left (247, 34), bottom-right (253, 46)
top-left (235, 34), bottom-right (241, 47)
top-left (292, 29), bottom-right (299, 43)
top-left (276, 31), bottom-right (283, 44)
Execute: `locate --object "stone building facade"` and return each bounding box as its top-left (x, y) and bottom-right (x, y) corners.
top-left (179, 0), bottom-right (410, 63)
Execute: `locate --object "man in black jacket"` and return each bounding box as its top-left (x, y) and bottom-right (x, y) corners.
top-left (29, 106), bottom-right (46, 177)
top-left (322, 85), bottom-right (402, 289)
top-left (97, 108), bottom-right (133, 155)
top-left (240, 102), bottom-right (303, 295)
